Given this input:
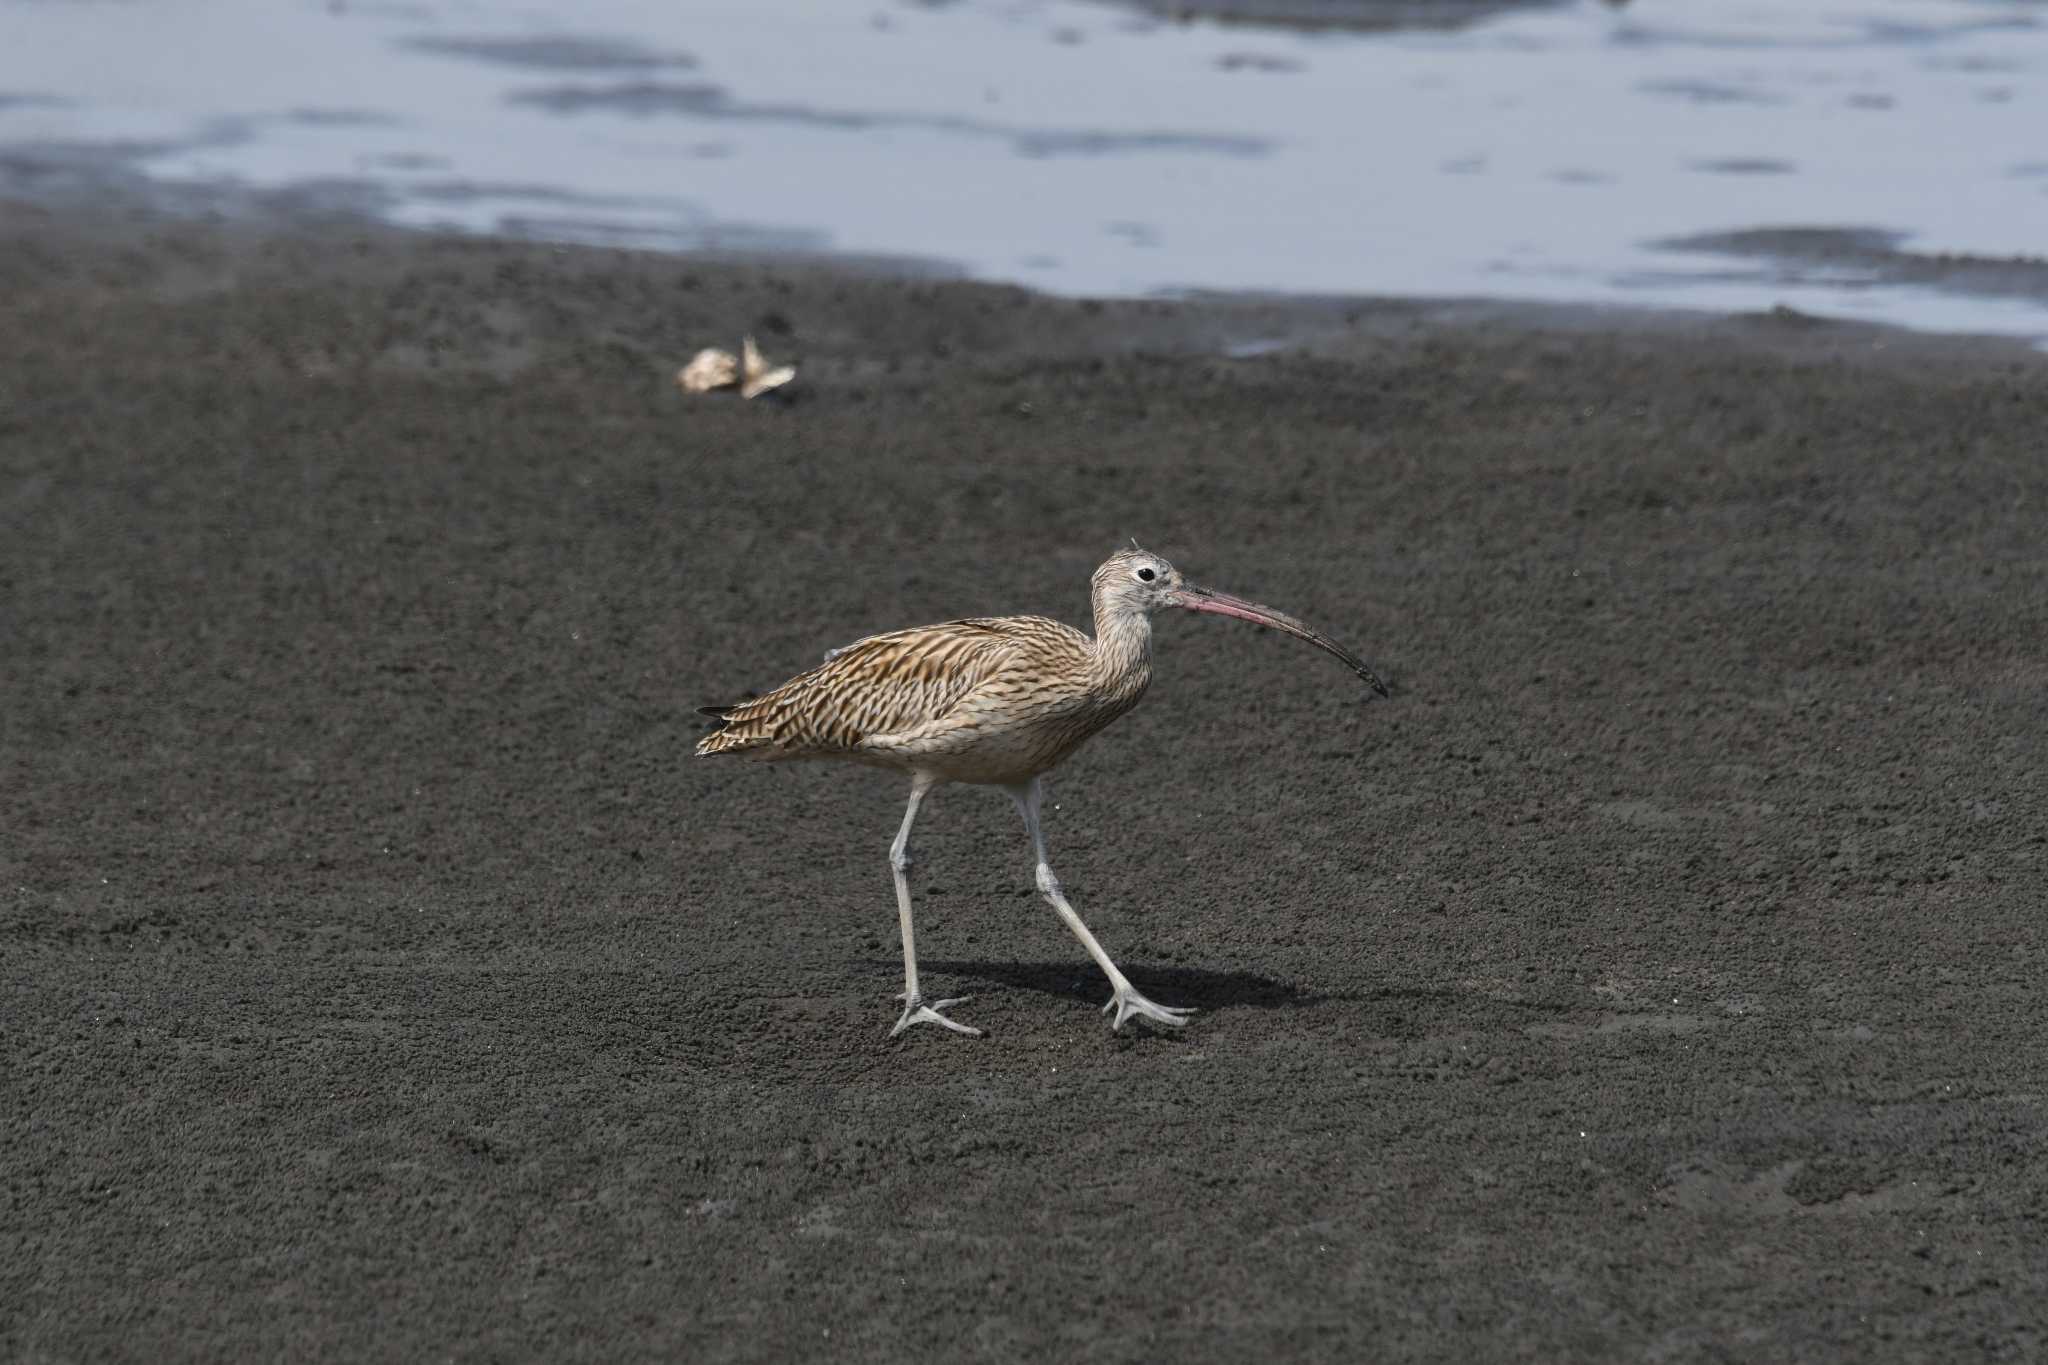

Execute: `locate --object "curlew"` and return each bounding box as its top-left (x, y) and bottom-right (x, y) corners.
top-left (696, 544), bottom-right (1388, 1038)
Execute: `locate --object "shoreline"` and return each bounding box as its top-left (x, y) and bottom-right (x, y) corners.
top-left (5, 188), bottom-right (2043, 379)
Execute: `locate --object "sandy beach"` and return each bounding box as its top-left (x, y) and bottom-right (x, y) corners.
top-left (4, 202), bottom-right (2046, 1360)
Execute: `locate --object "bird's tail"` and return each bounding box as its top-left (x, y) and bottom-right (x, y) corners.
top-left (694, 703), bottom-right (778, 757)
top-left (694, 704), bottom-right (738, 756)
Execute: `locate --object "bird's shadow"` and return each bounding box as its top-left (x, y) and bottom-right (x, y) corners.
top-left (909, 959), bottom-right (1326, 1013)
top-left (856, 962), bottom-right (1577, 1030)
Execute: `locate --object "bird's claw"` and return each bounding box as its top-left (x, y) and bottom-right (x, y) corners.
top-left (1103, 988), bottom-right (1196, 1031)
top-left (890, 994), bottom-right (981, 1038)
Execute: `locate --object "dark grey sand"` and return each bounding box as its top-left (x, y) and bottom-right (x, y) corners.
top-left (3, 201), bottom-right (2046, 1361)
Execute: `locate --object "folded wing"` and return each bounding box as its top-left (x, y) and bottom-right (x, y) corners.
top-left (696, 619), bottom-right (1032, 759)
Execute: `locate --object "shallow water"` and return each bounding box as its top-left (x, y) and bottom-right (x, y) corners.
top-left (2, 0), bottom-right (2044, 340)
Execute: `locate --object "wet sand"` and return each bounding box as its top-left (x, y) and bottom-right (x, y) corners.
top-left (4, 203), bottom-right (2046, 1361)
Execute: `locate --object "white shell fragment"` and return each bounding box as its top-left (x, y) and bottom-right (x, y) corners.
top-left (677, 347), bottom-right (739, 393)
top-left (739, 335), bottom-right (796, 399)
top-left (675, 335), bottom-right (796, 399)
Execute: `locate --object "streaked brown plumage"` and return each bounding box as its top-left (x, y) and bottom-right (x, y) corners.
top-left (698, 545), bottom-right (1388, 1038)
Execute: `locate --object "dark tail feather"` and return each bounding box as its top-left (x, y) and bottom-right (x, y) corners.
top-left (696, 704), bottom-right (734, 731)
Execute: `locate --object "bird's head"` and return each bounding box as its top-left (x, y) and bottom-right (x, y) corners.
top-left (1093, 542), bottom-right (1391, 697)
top-left (1092, 544), bottom-right (1186, 613)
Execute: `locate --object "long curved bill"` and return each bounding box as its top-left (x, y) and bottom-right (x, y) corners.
top-left (1173, 583), bottom-right (1390, 698)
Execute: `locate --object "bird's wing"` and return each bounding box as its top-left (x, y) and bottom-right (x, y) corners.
top-left (697, 617), bottom-right (1052, 757)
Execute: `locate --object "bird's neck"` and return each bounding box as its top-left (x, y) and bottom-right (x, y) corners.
top-left (1088, 593), bottom-right (1153, 696)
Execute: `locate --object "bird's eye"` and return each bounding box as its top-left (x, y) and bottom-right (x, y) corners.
top-left (1136, 567), bottom-right (1157, 583)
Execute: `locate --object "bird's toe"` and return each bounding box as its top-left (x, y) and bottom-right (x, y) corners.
top-left (890, 995), bottom-right (982, 1039)
top-left (1106, 989), bottom-right (1196, 1031)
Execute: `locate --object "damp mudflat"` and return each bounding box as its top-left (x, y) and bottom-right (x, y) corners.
top-left (7, 214), bottom-right (2047, 1360)
top-left (1, 0), bottom-right (2043, 339)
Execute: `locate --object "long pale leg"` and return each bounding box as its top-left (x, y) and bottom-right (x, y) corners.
top-left (889, 773), bottom-right (979, 1038)
top-left (1008, 777), bottom-right (1194, 1031)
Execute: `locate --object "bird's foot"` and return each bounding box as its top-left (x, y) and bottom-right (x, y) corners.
top-left (1102, 985), bottom-right (1195, 1031)
top-left (890, 993), bottom-right (981, 1038)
